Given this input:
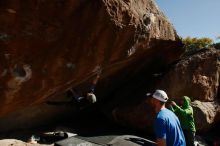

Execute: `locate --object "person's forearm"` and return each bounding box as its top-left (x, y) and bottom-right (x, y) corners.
top-left (173, 104), bottom-right (190, 115)
top-left (92, 74), bottom-right (100, 85)
top-left (156, 139), bottom-right (166, 146)
top-left (169, 105), bottom-right (175, 112)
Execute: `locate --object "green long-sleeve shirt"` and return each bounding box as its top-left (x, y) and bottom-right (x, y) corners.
top-left (170, 96), bottom-right (196, 132)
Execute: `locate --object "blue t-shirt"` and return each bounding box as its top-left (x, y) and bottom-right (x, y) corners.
top-left (154, 108), bottom-right (186, 146)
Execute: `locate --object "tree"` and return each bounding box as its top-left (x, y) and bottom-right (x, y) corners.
top-left (182, 37), bottom-right (213, 54)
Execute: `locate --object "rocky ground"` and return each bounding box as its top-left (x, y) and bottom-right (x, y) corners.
top-left (0, 139), bottom-right (53, 146)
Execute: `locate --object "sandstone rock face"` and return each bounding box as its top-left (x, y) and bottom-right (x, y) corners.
top-left (108, 49), bottom-right (220, 132)
top-left (0, 0), bottom-right (181, 119)
top-left (158, 48), bottom-right (220, 102)
top-left (192, 100), bottom-right (220, 131)
top-left (110, 99), bottom-right (155, 132)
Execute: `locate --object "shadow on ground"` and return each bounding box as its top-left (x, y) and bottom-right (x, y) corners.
top-left (0, 105), bottom-right (155, 145)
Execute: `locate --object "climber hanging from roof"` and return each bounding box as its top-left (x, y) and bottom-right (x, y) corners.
top-left (47, 67), bottom-right (101, 108)
top-left (67, 71), bottom-right (100, 104)
top-left (67, 65), bottom-right (102, 106)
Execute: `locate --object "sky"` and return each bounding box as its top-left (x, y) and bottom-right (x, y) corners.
top-left (155, 0), bottom-right (220, 42)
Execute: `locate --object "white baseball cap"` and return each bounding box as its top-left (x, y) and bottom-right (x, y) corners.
top-left (152, 89), bottom-right (168, 102)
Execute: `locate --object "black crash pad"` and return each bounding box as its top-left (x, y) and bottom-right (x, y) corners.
top-left (55, 136), bottom-right (101, 146)
top-left (55, 135), bottom-right (156, 146)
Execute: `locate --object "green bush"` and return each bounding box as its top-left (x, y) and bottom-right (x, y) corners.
top-left (182, 37), bottom-right (213, 55)
top-left (183, 37), bottom-right (213, 50)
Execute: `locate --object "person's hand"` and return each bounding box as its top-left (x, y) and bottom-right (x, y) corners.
top-left (96, 74), bottom-right (100, 78)
top-left (171, 101), bottom-right (177, 106)
top-left (93, 66), bottom-right (102, 75)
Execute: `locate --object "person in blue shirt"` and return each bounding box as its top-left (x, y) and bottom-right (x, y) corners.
top-left (149, 89), bottom-right (186, 146)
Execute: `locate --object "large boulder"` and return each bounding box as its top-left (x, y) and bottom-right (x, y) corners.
top-left (192, 100), bottom-right (220, 131)
top-left (0, 0), bottom-right (182, 130)
top-left (158, 48), bottom-right (220, 101)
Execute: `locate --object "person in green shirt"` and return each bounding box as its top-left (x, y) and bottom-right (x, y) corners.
top-left (169, 96), bottom-right (196, 146)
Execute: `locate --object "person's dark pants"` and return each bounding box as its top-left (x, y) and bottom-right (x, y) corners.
top-left (183, 130), bottom-right (195, 146)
